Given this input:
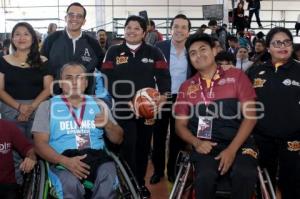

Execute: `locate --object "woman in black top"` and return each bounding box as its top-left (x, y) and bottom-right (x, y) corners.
top-left (233, 2), bottom-right (246, 32)
top-left (0, 22), bottom-right (53, 184)
top-left (247, 27), bottom-right (300, 199)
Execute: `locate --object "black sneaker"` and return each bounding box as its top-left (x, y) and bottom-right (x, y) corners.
top-left (140, 185), bottom-right (151, 198)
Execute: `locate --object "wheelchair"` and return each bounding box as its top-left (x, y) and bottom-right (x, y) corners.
top-left (169, 151), bottom-right (276, 199)
top-left (22, 149), bottom-right (143, 199)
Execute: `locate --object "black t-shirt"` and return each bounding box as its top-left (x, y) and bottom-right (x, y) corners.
top-left (0, 57), bottom-right (51, 100)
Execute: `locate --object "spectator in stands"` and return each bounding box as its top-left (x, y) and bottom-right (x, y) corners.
top-left (215, 51), bottom-right (236, 66)
top-left (42, 23), bottom-right (57, 42)
top-left (227, 35), bottom-right (239, 55)
top-left (237, 31), bottom-right (250, 49)
top-left (196, 24), bottom-right (207, 35)
top-left (212, 37), bottom-right (224, 54)
top-left (293, 44), bottom-right (300, 61)
top-left (233, 2), bottom-right (246, 32)
top-left (247, 0), bottom-right (263, 29)
top-left (295, 14), bottom-right (300, 36)
top-left (0, 39), bottom-right (10, 57)
top-left (252, 31), bottom-right (265, 46)
top-left (0, 120), bottom-right (36, 199)
top-left (97, 29), bottom-right (109, 53)
top-left (0, 22), bottom-right (53, 185)
top-left (208, 19), bottom-right (227, 50)
top-left (250, 39), bottom-right (270, 65)
top-left (236, 47), bottom-right (253, 71)
top-left (145, 20), bottom-right (163, 45)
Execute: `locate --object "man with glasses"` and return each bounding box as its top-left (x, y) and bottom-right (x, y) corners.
top-left (41, 2), bottom-right (104, 95)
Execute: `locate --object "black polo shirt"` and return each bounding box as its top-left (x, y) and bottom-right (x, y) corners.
top-left (247, 59), bottom-right (300, 140)
top-left (175, 67), bottom-right (256, 143)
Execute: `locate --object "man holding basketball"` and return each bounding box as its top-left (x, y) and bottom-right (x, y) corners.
top-left (175, 34), bottom-right (258, 199)
top-left (101, 16), bottom-right (171, 197)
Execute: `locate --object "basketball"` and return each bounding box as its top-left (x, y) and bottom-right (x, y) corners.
top-left (132, 87), bottom-right (160, 119)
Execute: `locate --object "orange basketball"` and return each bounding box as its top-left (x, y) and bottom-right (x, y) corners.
top-left (132, 88), bottom-right (160, 119)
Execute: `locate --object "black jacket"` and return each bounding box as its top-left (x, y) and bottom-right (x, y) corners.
top-left (247, 0), bottom-right (261, 10)
top-left (101, 41), bottom-right (171, 117)
top-left (41, 30), bottom-right (104, 94)
top-left (247, 59), bottom-right (300, 140)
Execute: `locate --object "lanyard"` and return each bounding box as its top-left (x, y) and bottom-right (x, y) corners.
top-left (61, 96), bottom-right (86, 128)
top-left (198, 69), bottom-right (219, 112)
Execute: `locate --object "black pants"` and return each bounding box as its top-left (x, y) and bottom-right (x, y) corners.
top-left (248, 9), bottom-right (262, 28)
top-left (117, 118), bottom-right (153, 186)
top-left (255, 134), bottom-right (300, 199)
top-left (0, 184), bottom-right (19, 199)
top-left (193, 145), bottom-right (257, 199)
top-left (152, 94), bottom-right (185, 178)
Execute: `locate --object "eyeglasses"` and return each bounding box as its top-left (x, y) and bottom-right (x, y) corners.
top-left (67, 12), bottom-right (84, 20)
top-left (271, 39), bottom-right (292, 48)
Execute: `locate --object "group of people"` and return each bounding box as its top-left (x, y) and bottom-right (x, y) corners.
top-left (0, 1), bottom-right (299, 199)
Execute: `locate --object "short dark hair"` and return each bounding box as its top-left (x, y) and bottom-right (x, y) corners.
top-left (266, 27), bottom-right (293, 48)
top-left (66, 2), bottom-right (87, 19)
top-left (150, 20), bottom-right (155, 28)
top-left (255, 39), bottom-right (266, 47)
top-left (125, 15), bottom-right (147, 32)
top-left (3, 38), bottom-right (10, 48)
top-left (200, 24), bottom-right (207, 29)
top-left (186, 34), bottom-right (215, 67)
top-left (170, 14), bottom-right (191, 31)
top-left (186, 33), bottom-right (215, 51)
top-left (215, 51), bottom-right (236, 64)
top-left (228, 35), bottom-right (238, 43)
top-left (208, 19), bottom-right (218, 27)
top-left (97, 29), bottom-right (106, 34)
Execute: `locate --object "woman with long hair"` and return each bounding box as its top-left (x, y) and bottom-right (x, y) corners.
top-left (0, 22), bottom-right (53, 184)
top-left (233, 2), bottom-right (246, 32)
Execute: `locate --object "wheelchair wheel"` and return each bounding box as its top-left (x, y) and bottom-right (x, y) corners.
top-left (257, 167), bottom-right (276, 199)
top-left (106, 150), bottom-right (142, 199)
top-left (170, 151), bottom-right (193, 199)
top-left (22, 160), bottom-right (47, 199)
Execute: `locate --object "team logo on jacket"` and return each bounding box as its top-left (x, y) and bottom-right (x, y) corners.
top-left (81, 48), bottom-right (92, 62)
top-left (116, 56), bottom-right (128, 65)
top-left (258, 71), bottom-right (266, 75)
top-left (253, 78), bottom-right (266, 88)
top-left (287, 141), bottom-right (300, 151)
top-left (141, 58), bottom-right (154, 63)
top-left (0, 142), bottom-right (11, 154)
top-left (282, 79), bottom-right (300, 87)
top-left (242, 148), bottom-right (258, 159)
top-left (187, 84), bottom-right (199, 97)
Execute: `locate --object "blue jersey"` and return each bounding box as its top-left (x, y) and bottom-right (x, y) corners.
top-left (49, 95), bottom-right (104, 154)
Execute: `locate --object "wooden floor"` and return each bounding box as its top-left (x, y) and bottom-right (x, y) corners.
top-left (145, 160), bottom-right (172, 199)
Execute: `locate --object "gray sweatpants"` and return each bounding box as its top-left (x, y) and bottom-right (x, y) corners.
top-left (51, 162), bottom-right (118, 199)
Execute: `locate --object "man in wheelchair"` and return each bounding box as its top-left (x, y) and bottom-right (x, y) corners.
top-left (174, 34), bottom-right (258, 199)
top-left (32, 62), bottom-right (124, 199)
